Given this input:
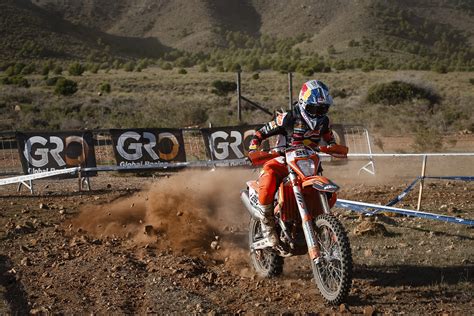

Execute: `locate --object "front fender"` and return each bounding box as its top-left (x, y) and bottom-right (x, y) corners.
top-left (302, 176), bottom-right (340, 192)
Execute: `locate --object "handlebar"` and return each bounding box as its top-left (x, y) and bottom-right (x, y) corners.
top-left (247, 144), bottom-right (349, 166)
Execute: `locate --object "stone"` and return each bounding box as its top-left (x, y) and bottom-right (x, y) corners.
top-left (363, 306), bottom-right (376, 316)
top-left (353, 221), bottom-right (388, 236)
top-left (339, 303), bottom-right (348, 312)
top-left (21, 257), bottom-right (31, 266)
top-left (144, 225), bottom-right (154, 236)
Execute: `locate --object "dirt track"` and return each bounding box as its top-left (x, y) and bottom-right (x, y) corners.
top-left (0, 167), bottom-right (473, 314)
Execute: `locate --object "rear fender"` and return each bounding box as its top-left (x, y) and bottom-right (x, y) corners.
top-left (302, 176), bottom-right (340, 193)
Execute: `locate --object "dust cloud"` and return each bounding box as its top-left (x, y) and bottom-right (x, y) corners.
top-left (72, 169), bottom-right (255, 263)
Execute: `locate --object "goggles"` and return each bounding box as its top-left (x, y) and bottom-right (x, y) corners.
top-left (305, 103), bottom-right (330, 116)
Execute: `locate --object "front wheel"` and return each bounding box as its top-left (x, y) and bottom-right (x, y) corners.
top-left (311, 214), bottom-right (352, 305)
top-left (248, 217), bottom-right (284, 277)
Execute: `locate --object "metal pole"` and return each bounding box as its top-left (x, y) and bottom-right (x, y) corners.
top-left (288, 72), bottom-right (293, 110)
top-left (417, 155), bottom-right (428, 210)
top-left (364, 128), bottom-right (375, 175)
top-left (237, 71), bottom-right (242, 122)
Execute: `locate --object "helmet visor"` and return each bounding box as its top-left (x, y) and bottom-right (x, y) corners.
top-left (305, 103), bottom-right (329, 116)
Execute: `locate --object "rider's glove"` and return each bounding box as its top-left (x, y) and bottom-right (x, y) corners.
top-left (248, 139), bottom-right (259, 152)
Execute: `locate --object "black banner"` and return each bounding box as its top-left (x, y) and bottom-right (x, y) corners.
top-left (16, 131), bottom-right (97, 176)
top-left (201, 124), bottom-right (346, 161)
top-left (201, 125), bottom-right (263, 160)
top-left (110, 128), bottom-right (186, 168)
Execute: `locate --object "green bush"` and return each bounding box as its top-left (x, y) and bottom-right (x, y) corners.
top-left (161, 62), bottom-right (173, 70)
top-left (432, 63), bottom-right (448, 74)
top-left (53, 65), bottom-right (63, 75)
top-left (55, 78), bottom-right (78, 96)
top-left (178, 68), bottom-right (187, 74)
top-left (211, 80), bottom-right (236, 96)
top-left (361, 63), bottom-right (375, 72)
top-left (327, 45), bottom-right (336, 55)
top-left (68, 62), bottom-right (85, 76)
top-left (16, 77), bottom-right (30, 88)
top-left (1, 76), bottom-right (30, 88)
top-left (124, 61), bottom-right (135, 72)
top-left (112, 59), bottom-right (122, 69)
top-left (100, 82), bottom-right (111, 93)
top-left (89, 64), bottom-right (100, 74)
top-left (41, 65), bottom-right (50, 76)
top-left (228, 63), bottom-right (242, 72)
top-left (412, 127), bottom-right (443, 152)
top-left (137, 59), bottom-right (149, 71)
top-left (13, 63), bottom-right (26, 75)
top-left (21, 63), bottom-right (36, 75)
top-left (5, 66), bottom-right (15, 76)
top-left (302, 68), bottom-right (314, 76)
top-left (332, 88), bottom-right (348, 98)
top-left (199, 64), bottom-right (208, 73)
top-left (367, 81), bottom-right (440, 105)
top-left (45, 76), bottom-right (64, 86)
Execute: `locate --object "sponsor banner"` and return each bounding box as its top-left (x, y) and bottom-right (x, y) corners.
top-left (16, 131), bottom-right (97, 177)
top-left (110, 129), bottom-right (186, 169)
top-left (201, 124), bottom-right (346, 161)
top-left (201, 125), bottom-right (263, 160)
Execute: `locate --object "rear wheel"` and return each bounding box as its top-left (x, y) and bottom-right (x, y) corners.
top-left (311, 214), bottom-right (352, 305)
top-left (248, 217), bottom-right (283, 277)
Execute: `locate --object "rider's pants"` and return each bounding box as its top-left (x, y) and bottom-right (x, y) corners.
top-left (258, 157), bottom-right (288, 206)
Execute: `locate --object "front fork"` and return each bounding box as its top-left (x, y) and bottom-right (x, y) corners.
top-left (288, 169), bottom-right (330, 262)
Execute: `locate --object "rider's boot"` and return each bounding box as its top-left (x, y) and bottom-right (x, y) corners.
top-left (258, 204), bottom-right (279, 247)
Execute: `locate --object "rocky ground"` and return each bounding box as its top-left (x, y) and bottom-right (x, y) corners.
top-left (0, 168), bottom-right (473, 314)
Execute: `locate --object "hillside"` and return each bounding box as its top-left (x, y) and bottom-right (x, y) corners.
top-left (0, 0), bottom-right (171, 61)
top-left (30, 0), bottom-right (474, 54)
top-left (0, 0), bottom-right (473, 72)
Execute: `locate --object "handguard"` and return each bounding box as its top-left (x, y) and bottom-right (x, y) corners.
top-left (247, 150), bottom-right (281, 166)
top-left (319, 144), bottom-right (349, 158)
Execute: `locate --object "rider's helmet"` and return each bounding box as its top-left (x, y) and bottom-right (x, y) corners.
top-left (298, 80), bottom-right (333, 129)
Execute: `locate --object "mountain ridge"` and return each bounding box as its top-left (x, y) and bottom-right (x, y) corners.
top-left (0, 0), bottom-right (473, 66)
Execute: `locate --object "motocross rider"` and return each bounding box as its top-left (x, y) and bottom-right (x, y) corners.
top-left (248, 80), bottom-right (338, 247)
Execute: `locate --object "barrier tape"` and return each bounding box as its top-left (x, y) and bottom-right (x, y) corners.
top-left (81, 158), bottom-right (251, 173)
top-left (386, 178), bottom-right (421, 207)
top-left (0, 167), bottom-right (79, 186)
top-left (0, 159), bottom-right (251, 187)
top-left (347, 153), bottom-right (474, 157)
top-left (386, 176), bottom-right (474, 207)
top-left (335, 199), bottom-right (474, 226)
top-left (424, 176), bottom-right (474, 181)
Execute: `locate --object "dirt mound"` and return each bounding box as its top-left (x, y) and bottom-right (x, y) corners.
top-left (72, 169), bottom-right (251, 257)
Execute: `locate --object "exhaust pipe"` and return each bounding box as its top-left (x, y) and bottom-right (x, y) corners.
top-left (240, 190), bottom-right (264, 220)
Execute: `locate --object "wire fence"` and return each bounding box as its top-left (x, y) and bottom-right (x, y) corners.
top-left (0, 132), bottom-right (22, 175)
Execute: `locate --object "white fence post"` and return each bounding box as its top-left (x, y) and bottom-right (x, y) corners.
top-left (417, 155), bottom-right (428, 210)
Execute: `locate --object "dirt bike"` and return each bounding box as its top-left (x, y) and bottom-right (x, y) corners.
top-left (241, 144), bottom-right (353, 305)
